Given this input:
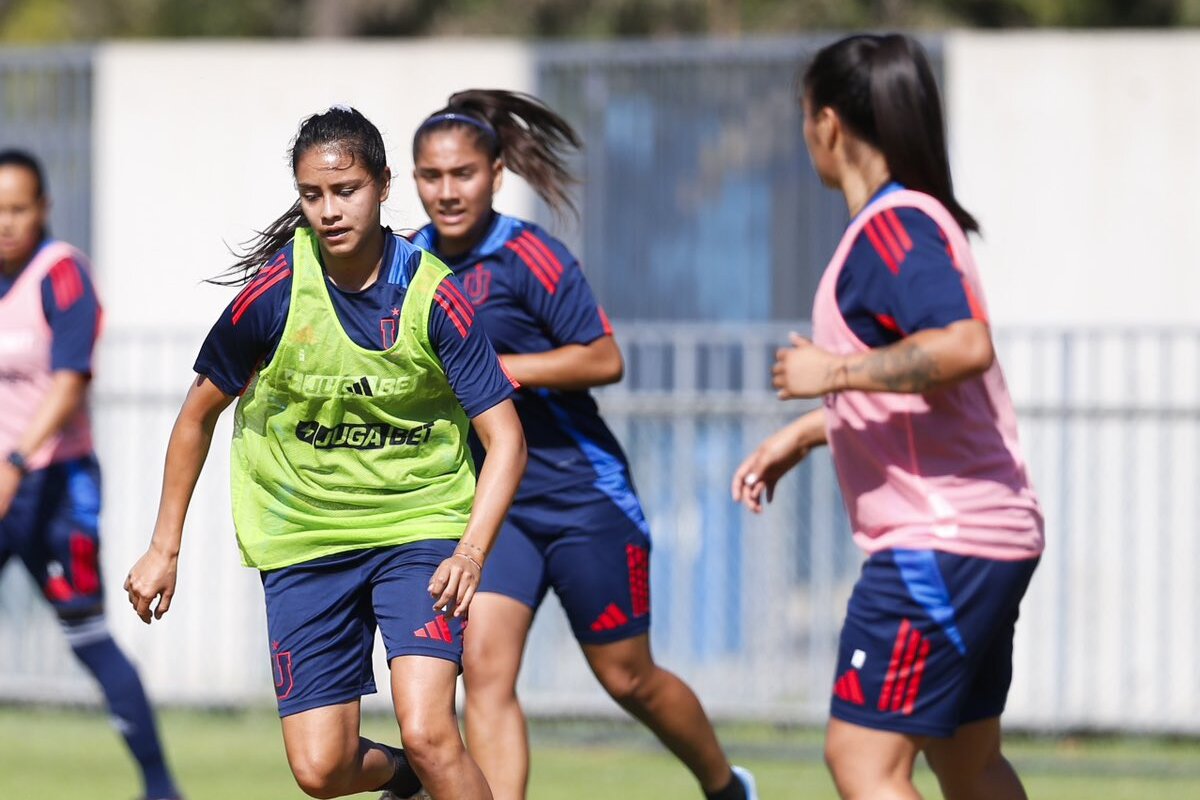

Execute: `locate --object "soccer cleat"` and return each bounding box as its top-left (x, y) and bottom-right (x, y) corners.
top-left (378, 791), bottom-right (431, 800)
top-left (732, 765), bottom-right (758, 800)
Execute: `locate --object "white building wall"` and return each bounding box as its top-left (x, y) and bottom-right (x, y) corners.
top-left (92, 39), bottom-right (538, 333)
top-left (945, 31), bottom-right (1200, 327)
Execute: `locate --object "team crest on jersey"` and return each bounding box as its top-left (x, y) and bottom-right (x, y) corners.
top-left (462, 263), bottom-right (491, 305)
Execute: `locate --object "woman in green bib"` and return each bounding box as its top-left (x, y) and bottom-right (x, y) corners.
top-left (125, 106), bottom-right (526, 800)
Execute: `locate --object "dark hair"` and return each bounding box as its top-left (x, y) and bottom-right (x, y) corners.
top-left (214, 106), bottom-right (389, 286)
top-left (413, 89), bottom-right (582, 218)
top-left (0, 149), bottom-right (47, 198)
top-left (803, 34), bottom-right (978, 234)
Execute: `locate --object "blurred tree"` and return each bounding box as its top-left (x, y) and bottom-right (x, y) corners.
top-left (0, 0), bottom-right (1192, 41)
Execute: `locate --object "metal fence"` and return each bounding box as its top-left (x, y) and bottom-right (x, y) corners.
top-left (535, 37), bottom-right (942, 322)
top-left (0, 47), bottom-right (93, 254)
top-left (2, 324), bottom-right (1198, 733)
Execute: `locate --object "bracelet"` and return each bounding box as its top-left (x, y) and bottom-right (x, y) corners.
top-left (5, 451), bottom-right (29, 476)
top-left (454, 552), bottom-right (483, 571)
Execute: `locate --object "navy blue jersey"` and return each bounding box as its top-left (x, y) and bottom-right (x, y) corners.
top-left (0, 239), bottom-right (100, 374)
top-left (837, 184), bottom-right (983, 348)
top-left (413, 214), bottom-right (627, 501)
top-left (194, 230), bottom-right (515, 419)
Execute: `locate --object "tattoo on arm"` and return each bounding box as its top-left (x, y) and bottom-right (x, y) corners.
top-left (849, 340), bottom-right (942, 393)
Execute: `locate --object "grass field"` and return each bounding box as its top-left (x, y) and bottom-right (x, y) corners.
top-left (1, 705), bottom-right (1199, 799)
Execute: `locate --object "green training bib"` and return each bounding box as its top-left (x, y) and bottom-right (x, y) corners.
top-left (230, 228), bottom-right (475, 570)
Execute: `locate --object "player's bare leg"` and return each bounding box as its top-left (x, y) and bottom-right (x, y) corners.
top-left (391, 654), bottom-right (492, 800)
top-left (281, 699), bottom-right (399, 797)
top-left (583, 634), bottom-right (736, 794)
top-left (462, 592), bottom-right (536, 800)
top-left (923, 716), bottom-right (1027, 800)
top-left (824, 717), bottom-right (924, 800)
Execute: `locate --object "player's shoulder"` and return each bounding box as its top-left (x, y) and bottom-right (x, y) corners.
top-left (227, 243), bottom-right (295, 325)
top-left (493, 217), bottom-right (576, 293)
top-left (503, 218), bottom-right (572, 257)
top-left (850, 202), bottom-right (951, 275)
top-left (36, 241), bottom-right (98, 309)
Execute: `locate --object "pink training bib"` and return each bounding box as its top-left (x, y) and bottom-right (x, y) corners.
top-left (811, 190), bottom-right (1043, 561)
top-left (0, 241), bottom-right (95, 469)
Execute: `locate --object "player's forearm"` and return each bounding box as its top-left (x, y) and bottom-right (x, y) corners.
top-left (10, 370), bottom-right (89, 457)
top-left (787, 408), bottom-right (829, 451)
top-left (831, 319), bottom-right (994, 394)
top-left (460, 405), bottom-right (526, 564)
top-left (149, 415), bottom-right (217, 556)
top-left (501, 337), bottom-right (623, 391)
top-left (150, 378), bottom-right (231, 556)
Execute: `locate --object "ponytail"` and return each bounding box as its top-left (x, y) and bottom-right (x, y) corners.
top-left (803, 34), bottom-right (978, 234)
top-left (211, 200), bottom-right (306, 287)
top-left (413, 89), bottom-right (582, 218)
top-left (212, 105), bottom-right (389, 286)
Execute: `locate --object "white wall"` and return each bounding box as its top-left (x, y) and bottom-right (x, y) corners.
top-left (946, 31), bottom-right (1200, 327)
top-left (93, 40), bottom-right (538, 334)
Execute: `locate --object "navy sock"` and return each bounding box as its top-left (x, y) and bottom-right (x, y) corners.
top-left (64, 616), bottom-right (179, 800)
top-left (705, 769), bottom-right (747, 800)
top-left (373, 743), bottom-right (422, 797)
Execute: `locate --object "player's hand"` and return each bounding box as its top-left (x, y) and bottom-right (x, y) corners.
top-left (0, 461), bottom-right (20, 520)
top-left (124, 546), bottom-right (178, 625)
top-left (429, 549), bottom-right (483, 618)
top-left (773, 332), bottom-right (839, 399)
top-left (732, 425), bottom-right (815, 514)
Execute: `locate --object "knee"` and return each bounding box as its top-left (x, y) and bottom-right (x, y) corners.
top-left (288, 749), bottom-right (355, 799)
top-left (397, 715), bottom-right (464, 776)
top-left (596, 662), bottom-right (656, 708)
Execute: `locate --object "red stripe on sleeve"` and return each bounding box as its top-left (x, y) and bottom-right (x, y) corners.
top-left (511, 236), bottom-right (561, 290)
top-left (505, 239), bottom-right (557, 294)
top-left (47, 259), bottom-right (84, 310)
top-left (49, 264), bottom-right (67, 309)
top-left (883, 209), bottom-right (914, 252)
top-left (231, 269), bottom-right (291, 325)
top-left (232, 260), bottom-right (288, 319)
top-left (497, 356), bottom-right (520, 388)
top-left (438, 279), bottom-right (475, 322)
top-left (597, 306), bottom-right (614, 335)
top-left (862, 221), bottom-right (899, 274)
top-left (871, 217), bottom-right (908, 268)
top-left (962, 278), bottom-right (988, 323)
top-left (519, 231), bottom-right (564, 279)
top-left (434, 292), bottom-right (468, 338)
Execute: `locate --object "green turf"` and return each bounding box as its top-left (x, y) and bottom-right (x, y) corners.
top-left (1, 705), bottom-right (1198, 799)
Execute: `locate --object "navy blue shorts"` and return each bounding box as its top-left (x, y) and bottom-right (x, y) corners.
top-left (830, 549), bottom-right (1039, 738)
top-left (0, 455), bottom-right (105, 618)
top-left (261, 539), bottom-right (463, 717)
top-left (478, 475), bottom-right (652, 645)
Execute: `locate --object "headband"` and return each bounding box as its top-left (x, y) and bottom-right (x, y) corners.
top-left (416, 111), bottom-right (497, 142)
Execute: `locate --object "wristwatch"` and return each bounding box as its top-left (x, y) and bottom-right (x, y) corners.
top-left (6, 451), bottom-right (29, 476)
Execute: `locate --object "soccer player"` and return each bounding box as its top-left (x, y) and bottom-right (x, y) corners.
top-left (409, 90), bottom-right (756, 800)
top-left (0, 149), bottom-right (183, 800)
top-left (124, 106), bottom-right (526, 800)
top-left (732, 35), bottom-right (1043, 800)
